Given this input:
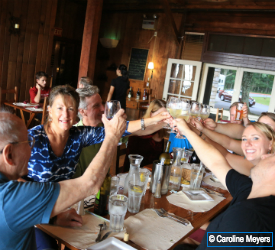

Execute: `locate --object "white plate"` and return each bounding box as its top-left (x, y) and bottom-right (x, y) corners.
top-left (13, 102), bottom-right (36, 107)
top-left (88, 237), bottom-right (137, 250)
top-left (183, 189), bottom-right (214, 201)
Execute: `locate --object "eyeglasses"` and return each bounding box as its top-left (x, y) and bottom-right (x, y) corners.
top-left (0, 135), bottom-right (35, 154)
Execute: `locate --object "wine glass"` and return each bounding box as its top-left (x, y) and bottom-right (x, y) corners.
top-left (190, 102), bottom-right (201, 119)
top-left (176, 101), bottom-right (190, 139)
top-left (164, 97), bottom-right (178, 131)
top-left (105, 100), bottom-right (121, 120)
top-left (201, 104), bottom-right (210, 120)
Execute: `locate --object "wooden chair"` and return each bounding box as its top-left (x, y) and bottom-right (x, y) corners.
top-left (41, 97), bottom-right (48, 125)
top-left (215, 108), bottom-right (224, 122)
top-left (0, 86), bottom-right (18, 106)
top-left (116, 144), bottom-right (127, 174)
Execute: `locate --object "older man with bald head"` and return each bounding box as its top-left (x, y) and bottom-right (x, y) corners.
top-left (0, 110), bottom-right (126, 249)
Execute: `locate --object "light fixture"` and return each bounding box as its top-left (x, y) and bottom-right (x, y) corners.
top-left (9, 13), bottom-right (20, 35)
top-left (148, 62), bottom-right (154, 81)
top-left (99, 38), bottom-right (119, 48)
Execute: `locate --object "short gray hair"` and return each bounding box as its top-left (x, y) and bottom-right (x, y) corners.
top-left (76, 85), bottom-right (100, 119)
top-left (79, 77), bottom-right (93, 87)
top-left (0, 110), bottom-right (20, 147)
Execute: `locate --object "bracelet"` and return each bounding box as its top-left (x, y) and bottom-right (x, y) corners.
top-left (199, 131), bottom-right (203, 137)
top-left (141, 118), bottom-right (145, 130)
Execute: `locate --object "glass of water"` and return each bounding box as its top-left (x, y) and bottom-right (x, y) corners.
top-left (128, 180), bottom-right (145, 213)
top-left (109, 194), bottom-right (128, 232)
top-left (190, 163), bottom-right (205, 190)
top-left (110, 176), bottom-right (120, 195)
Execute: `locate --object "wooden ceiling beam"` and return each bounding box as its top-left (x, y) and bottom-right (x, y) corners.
top-left (161, 0), bottom-right (181, 45)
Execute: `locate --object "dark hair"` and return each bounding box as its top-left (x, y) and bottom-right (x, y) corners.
top-left (35, 71), bottom-right (48, 80)
top-left (118, 64), bottom-right (129, 81)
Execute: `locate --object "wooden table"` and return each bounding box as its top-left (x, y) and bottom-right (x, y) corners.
top-left (37, 168), bottom-right (232, 250)
top-left (4, 102), bottom-right (43, 128)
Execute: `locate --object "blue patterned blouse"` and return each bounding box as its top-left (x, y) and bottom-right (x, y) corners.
top-left (27, 123), bottom-right (130, 182)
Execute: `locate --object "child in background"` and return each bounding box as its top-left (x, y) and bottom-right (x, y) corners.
top-left (29, 71), bottom-right (51, 104)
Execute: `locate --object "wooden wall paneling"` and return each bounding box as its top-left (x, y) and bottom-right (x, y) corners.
top-left (14, 0), bottom-right (30, 101)
top-left (0, 0), bottom-right (8, 88)
top-left (35, 0), bottom-right (48, 73)
top-left (1, 0), bottom-right (14, 91)
top-left (41, 0), bottom-right (53, 72)
top-left (21, 0), bottom-right (35, 100)
top-left (45, 0), bottom-right (58, 76)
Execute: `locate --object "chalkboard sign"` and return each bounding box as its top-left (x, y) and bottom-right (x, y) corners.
top-left (128, 48), bottom-right (149, 81)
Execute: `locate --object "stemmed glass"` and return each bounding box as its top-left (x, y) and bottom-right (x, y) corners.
top-left (164, 97), bottom-right (178, 132)
top-left (190, 102), bottom-right (201, 119)
top-left (201, 104), bottom-right (210, 120)
top-left (167, 97), bottom-right (181, 134)
top-left (176, 100), bottom-right (190, 139)
top-left (105, 100), bottom-right (121, 120)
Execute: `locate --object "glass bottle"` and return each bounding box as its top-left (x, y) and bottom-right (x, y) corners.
top-left (94, 172), bottom-right (111, 216)
top-left (142, 89), bottom-right (147, 100)
top-left (168, 148), bottom-right (183, 191)
top-left (128, 87), bottom-right (132, 99)
top-left (136, 89), bottom-right (140, 100)
top-left (159, 141), bottom-right (171, 165)
top-left (189, 150), bottom-right (200, 164)
top-left (146, 77), bottom-right (150, 88)
top-left (123, 154), bottom-right (143, 195)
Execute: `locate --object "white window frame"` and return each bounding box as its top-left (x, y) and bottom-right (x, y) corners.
top-left (162, 59), bottom-right (202, 101)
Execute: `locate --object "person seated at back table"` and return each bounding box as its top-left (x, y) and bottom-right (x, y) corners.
top-left (123, 99), bottom-right (167, 172)
top-left (0, 109), bottom-right (126, 249)
top-left (29, 71), bottom-right (51, 104)
top-left (172, 118), bottom-right (275, 250)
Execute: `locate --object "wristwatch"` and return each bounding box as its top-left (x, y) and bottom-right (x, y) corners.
top-left (141, 118), bottom-right (145, 130)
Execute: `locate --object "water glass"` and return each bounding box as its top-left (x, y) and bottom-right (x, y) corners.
top-left (190, 163), bottom-right (205, 190)
top-left (109, 194), bottom-right (128, 232)
top-left (139, 168), bottom-right (150, 196)
top-left (110, 176), bottom-right (120, 195)
top-left (105, 100), bottom-right (121, 120)
top-left (128, 180), bottom-right (145, 213)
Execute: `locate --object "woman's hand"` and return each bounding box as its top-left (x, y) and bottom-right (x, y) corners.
top-left (54, 208), bottom-right (83, 227)
top-left (242, 102), bottom-right (248, 118)
top-left (151, 110), bottom-right (172, 124)
top-left (190, 118), bottom-right (204, 132)
top-left (203, 118), bottom-right (217, 131)
top-left (172, 118), bottom-right (191, 136)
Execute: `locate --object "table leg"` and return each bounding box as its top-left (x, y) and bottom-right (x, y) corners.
top-left (26, 113), bottom-right (36, 128)
top-left (19, 110), bottom-right (26, 124)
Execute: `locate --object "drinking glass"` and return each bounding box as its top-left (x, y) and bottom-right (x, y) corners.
top-left (190, 163), bottom-right (205, 190)
top-left (109, 194), bottom-right (128, 232)
top-left (164, 97), bottom-right (177, 130)
top-left (176, 101), bottom-right (190, 139)
top-left (190, 102), bottom-right (201, 119)
top-left (105, 100), bottom-right (121, 120)
top-left (110, 176), bottom-right (120, 195)
top-left (200, 104), bottom-right (210, 120)
top-left (139, 168), bottom-right (150, 196)
top-left (235, 103), bottom-right (243, 121)
top-left (128, 180), bottom-right (145, 213)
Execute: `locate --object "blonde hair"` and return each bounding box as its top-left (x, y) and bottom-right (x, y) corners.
top-left (143, 99), bottom-right (166, 138)
top-left (258, 112), bottom-right (275, 123)
top-left (246, 122), bottom-right (275, 153)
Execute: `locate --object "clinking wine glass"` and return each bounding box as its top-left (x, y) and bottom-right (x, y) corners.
top-left (176, 102), bottom-right (190, 139)
top-left (190, 102), bottom-right (201, 119)
top-left (165, 97), bottom-right (179, 132)
top-left (105, 100), bottom-right (121, 120)
top-left (201, 104), bottom-right (210, 120)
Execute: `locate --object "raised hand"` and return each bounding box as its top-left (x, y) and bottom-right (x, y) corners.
top-left (102, 109), bottom-right (127, 142)
top-left (203, 118), bottom-right (217, 131)
top-left (191, 118), bottom-right (204, 132)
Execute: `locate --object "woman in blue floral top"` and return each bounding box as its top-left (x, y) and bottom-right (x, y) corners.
top-left (25, 85), bottom-right (170, 182)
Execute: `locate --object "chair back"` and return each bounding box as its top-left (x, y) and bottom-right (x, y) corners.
top-left (0, 86), bottom-right (18, 106)
top-left (41, 97), bottom-right (48, 125)
top-left (215, 108), bottom-right (224, 122)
